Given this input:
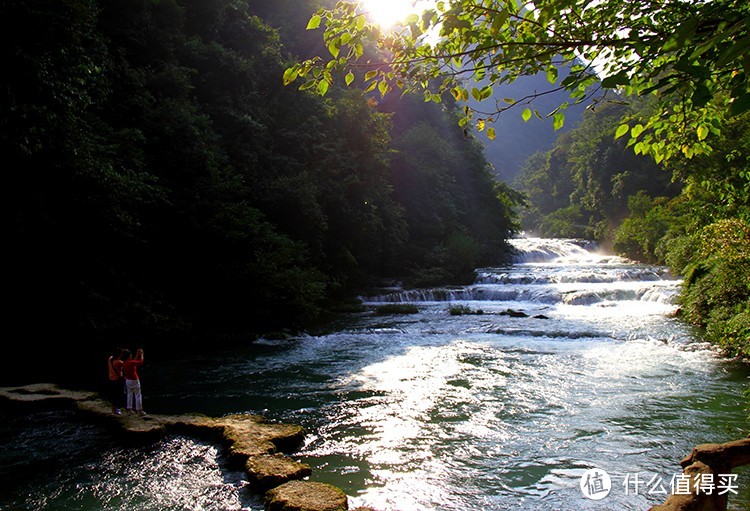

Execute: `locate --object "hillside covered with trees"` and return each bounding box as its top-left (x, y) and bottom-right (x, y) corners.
top-left (285, 0), bottom-right (749, 359)
top-left (3, 0), bottom-right (521, 374)
top-left (514, 102), bottom-right (750, 358)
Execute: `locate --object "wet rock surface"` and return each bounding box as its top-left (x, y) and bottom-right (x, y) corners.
top-left (265, 481), bottom-right (348, 511)
top-left (0, 383), bottom-right (343, 511)
top-left (649, 437), bottom-right (750, 511)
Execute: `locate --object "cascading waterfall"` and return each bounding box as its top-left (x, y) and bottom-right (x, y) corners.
top-left (364, 237), bottom-right (681, 307)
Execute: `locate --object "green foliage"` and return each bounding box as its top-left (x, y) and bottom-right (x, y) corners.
top-left (537, 205), bottom-right (589, 239)
top-left (384, 95), bottom-right (522, 285)
top-left (287, 0), bottom-right (750, 163)
top-left (678, 219), bottom-right (750, 357)
top-left (4, 0), bottom-right (520, 353)
top-left (613, 193), bottom-right (674, 263)
top-left (613, 113), bottom-right (750, 357)
top-left (515, 102), bottom-right (675, 239)
top-left (515, 87), bottom-right (749, 357)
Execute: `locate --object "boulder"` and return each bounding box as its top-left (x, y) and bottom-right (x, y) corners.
top-left (649, 438), bottom-right (750, 511)
top-left (265, 480), bottom-right (348, 511)
top-left (500, 308), bottom-right (529, 318)
top-left (246, 454), bottom-right (312, 491)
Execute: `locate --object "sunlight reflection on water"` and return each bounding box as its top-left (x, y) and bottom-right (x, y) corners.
top-left (2, 239), bottom-right (748, 511)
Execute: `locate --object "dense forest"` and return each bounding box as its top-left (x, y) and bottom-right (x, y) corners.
top-left (514, 102), bottom-right (750, 358)
top-left (3, 0), bottom-right (521, 377)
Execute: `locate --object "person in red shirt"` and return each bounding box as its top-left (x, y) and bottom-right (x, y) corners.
top-left (122, 348), bottom-right (146, 415)
top-left (107, 349), bottom-right (125, 415)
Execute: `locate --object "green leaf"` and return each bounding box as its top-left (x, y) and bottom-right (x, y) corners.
top-left (355, 14), bottom-right (366, 31)
top-left (697, 124), bottom-right (709, 141)
top-left (716, 35), bottom-right (750, 68)
top-left (546, 67), bottom-right (558, 85)
top-left (560, 74), bottom-right (578, 88)
top-left (615, 124), bottom-right (630, 139)
top-left (662, 18), bottom-right (697, 52)
top-left (521, 108), bottom-right (532, 122)
top-left (345, 71), bottom-right (355, 86)
top-left (307, 14), bottom-right (322, 30)
top-left (328, 39), bottom-right (341, 58)
top-left (283, 67), bottom-right (299, 86)
top-left (299, 80), bottom-right (317, 91)
top-left (471, 87), bottom-right (482, 101)
top-left (317, 80), bottom-right (329, 95)
top-left (553, 112), bottom-right (565, 131)
top-left (364, 70), bottom-right (378, 81)
top-left (691, 83), bottom-right (712, 108)
top-left (487, 127), bottom-right (496, 141)
top-left (631, 124), bottom-right (645, 138)
top-left (378, 80), bottom-right (389, 97)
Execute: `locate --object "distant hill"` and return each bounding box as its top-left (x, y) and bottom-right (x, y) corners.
top-left (469, 72), bottom-right (588, 183)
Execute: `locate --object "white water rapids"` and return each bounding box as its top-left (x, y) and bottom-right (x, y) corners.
top-left (1, 238), bottom-right (747, 511)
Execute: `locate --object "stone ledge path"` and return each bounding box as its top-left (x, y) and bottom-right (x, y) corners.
top-left (0, 383), bottom-right (370, 511)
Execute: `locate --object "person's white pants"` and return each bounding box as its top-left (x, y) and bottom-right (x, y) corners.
top-left (125, 379), bottom-right (143, 411)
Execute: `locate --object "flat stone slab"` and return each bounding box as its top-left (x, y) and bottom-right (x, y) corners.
top-left (218, 414), bottom-right (305, 458)
top-left (247, 454), bottom-right (312, 491)
top-left (0, 383), bottom-right (303, 444)
top-left (265, 480), bottom-right (348, 511)
top-left (0, 382), bottom-right (96, 402)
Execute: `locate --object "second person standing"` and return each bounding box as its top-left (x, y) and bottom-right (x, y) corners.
top-left (122, 348), bottom-right (146, 416)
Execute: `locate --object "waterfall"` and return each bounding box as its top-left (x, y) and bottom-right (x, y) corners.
top-left (361, 237), bottom-right (680, 306)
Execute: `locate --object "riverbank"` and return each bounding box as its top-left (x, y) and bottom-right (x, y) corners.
top-left (0, 383), bottom-right (367, 511)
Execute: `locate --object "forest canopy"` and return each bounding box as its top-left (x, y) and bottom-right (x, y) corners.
top-left (2, 0), bottom-right (520, 370)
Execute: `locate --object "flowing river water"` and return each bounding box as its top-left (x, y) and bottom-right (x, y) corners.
top-left (1, 238), bottom-right (748, 510)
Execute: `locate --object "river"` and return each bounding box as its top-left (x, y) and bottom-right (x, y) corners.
top-left (1, 238), bottom-right (748, 510)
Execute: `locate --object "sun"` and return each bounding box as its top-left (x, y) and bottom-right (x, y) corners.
top-left (360, 0), bottom-right (430, 29)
